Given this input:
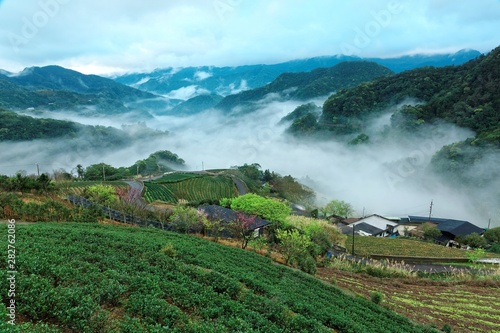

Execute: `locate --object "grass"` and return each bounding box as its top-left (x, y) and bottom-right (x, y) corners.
top-left (347, 236), bottom-right (497, 258)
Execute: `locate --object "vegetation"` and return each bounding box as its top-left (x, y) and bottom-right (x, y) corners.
top-left (226, 193), bottom-right (291, 222)
top-left (322, 199), bottom-right (354, 218)
top-left (216, 61), bottom-right (393, 112)
top-left (144, 174), bottom-right (237, 204)
top-left (0, 192), bottom-right (102, 223)
top-left (0, 223), bottom-right (439, 332)
top-left (345, 236), bottom-right (496, 258)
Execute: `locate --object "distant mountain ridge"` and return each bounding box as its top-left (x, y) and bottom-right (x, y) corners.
top-left (0, 66), bottom-right (165, 115)
top-left (113, 49), bottom-right (481, 99)
top-left (215, 61), bottom-right (394, 113)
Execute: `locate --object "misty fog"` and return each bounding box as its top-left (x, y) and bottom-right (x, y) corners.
top-left (1, 96), bottom-right (498, 228)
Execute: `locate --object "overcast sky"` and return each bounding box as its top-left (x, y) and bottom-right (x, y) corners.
top-left (1, 0), bottom-right (499, 75)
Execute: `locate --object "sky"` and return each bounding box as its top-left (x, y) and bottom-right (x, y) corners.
top-left (0, 0), bottom-right (499, 75)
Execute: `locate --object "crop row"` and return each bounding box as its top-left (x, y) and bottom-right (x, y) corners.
top-left (155, 173), bottom-right (203, 183)
top-left (0, 223), bottom-right (438, 333)
top-left (144, 182), bottom-right (177, 203)
top-left (145, 176), bottom-right (237, 203)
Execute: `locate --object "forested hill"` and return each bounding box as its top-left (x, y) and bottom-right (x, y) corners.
top-left (2, 66), bottom-right (155, 101)
top-left (0, 109), bottom-right (166, 145)
top-left (318, 46), bottom-right (500, 142)
top-left (216, 61), bottom-right (393, 113)
top-left (0, 66), bottom-right (162, 115)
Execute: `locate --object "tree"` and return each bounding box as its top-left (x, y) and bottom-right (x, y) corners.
top-left (115, 186), bottom-right (147, 218)
top-left (76, 164), bottom-right (84, 179)
top-left (322, 200), bottom-right (354, 218)
top-left (228, 212), bottom-right (256, 249)
top-left (421, 223), bottom-right (442, 241)
top-left (203, 219), bottom-right (226, 242)
top-left (484, 227), bottom-right (500, 243)
top-left (230, 193), bottom-right (291, 222)
top-left (169, 206), bottom-right (205, 234)
top-left (276, 229), bottom-right (312, 265)
top-left (463, 233), bottom-right (488, 249)
top-left (82, 184), bottom-right (118, 206)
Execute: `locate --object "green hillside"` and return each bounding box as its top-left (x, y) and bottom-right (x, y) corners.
top-left (216, 61), bottom-right (393, 112)
top-left (0, 223), bottom-right (438, 332)
top-left (319, 47), bottom-right (500, 140)
top-left (144, 173), bottom-right (238, 204)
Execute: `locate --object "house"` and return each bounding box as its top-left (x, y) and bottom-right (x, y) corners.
top-left (398, 216), bottom-right (485, 243)
top-left (198, 205), bottom-right (271, 237)
top-left (351, 222), bottom-right (385, 236)
top-left (350, 214), bottom-right (398, 237)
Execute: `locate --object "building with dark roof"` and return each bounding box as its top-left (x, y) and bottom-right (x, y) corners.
top-left (198, 205), bottom-right (271, 237)
top-left (405, 216), bottom-right (485, 243)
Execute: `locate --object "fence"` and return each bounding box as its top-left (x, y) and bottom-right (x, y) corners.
top-left (67, 195), bottom-right (174, 231)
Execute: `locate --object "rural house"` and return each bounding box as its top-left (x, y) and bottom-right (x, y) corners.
top-left (198, 205), bottom-right (271, 237)
top-left (398, 216), bottom-right (485, 244)
top-left (350, 214), bottom-right (399, 237)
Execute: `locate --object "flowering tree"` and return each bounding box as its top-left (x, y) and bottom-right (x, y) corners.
top-left (229, 212), bottom-right (256, 249)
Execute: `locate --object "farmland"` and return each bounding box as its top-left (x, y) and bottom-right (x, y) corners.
top-left (144, 173), bottom-right (238, 204)
top-left (347, 236), bottom-right (497, 258)
top-left (317, 268), bottom-right (500, 333)
top-left (0, 223), bottom-right (439, 333)
top-left (66, 181), bottom-right (128, 195)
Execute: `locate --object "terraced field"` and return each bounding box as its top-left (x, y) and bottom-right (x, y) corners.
top-left (66, 181), bottom-right (128, 195)
top-left (144, 173), bottom-right (238, 204)
top-left (317, 268), bottom-right (500, 333)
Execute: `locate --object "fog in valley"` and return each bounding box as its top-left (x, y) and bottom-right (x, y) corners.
top-left (2, 96), bottom-right (498, 228)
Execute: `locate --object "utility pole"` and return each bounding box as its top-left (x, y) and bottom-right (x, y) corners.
top-left (488, 218), bottom-right (491, 229)
top-left (202, 161), bottom-right (204, 171)
top-left (36, 163), bottom-right (40, 176)
top-left (351, 224), bottom-right (355, 256)
top-left (102, 164), bottom-right (106, 182)
top-left (428, 200), bottom-right (433, 222)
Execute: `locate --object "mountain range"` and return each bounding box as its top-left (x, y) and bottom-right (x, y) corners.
top-left (113, 49), bottom-right (481, 99)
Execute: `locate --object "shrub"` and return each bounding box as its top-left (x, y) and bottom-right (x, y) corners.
top-left (160, 242), bottom-right (177, 257)
top-left (484, 227), bottom-right (500, 243)
top-left (370, 291), bottom-right (384, 304)
top-left (463, 233), bottom-right (488, 248)
top-left (441, 323), bottom-right (453, 333)
top-left (169, 206), bottom-right (205, 234)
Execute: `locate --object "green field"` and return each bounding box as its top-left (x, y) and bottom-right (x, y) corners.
top-left (66, 181), bottom-right (128, 195)
top-left (347, 236), bottom-right (496, 258)
top-left (144, 173), bottom-right (238, 204)
top-left (0, 223), bottom-right (438, 332)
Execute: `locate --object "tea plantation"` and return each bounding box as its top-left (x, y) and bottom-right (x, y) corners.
top-left (0, 223), bottom-right (439, 332)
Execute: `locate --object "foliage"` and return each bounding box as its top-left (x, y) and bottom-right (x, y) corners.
top-left (128, 150), bottom-right (185, 176)
top-left (463, 233), bottom-right (488, 249)
top-left (421, 223), bottom-right (442, 241)
top-left (169, 206), bottom-right (205, 234)
top-left (0, 223), bottom-right (437, 332)
top-left (371, 291), bottom-right (384, 305)
top-left (203, 218), bottom-right (225, 242)
top-left (217, 61), bottom-right (393, 112)
top-left (82, 184), bottom-right (118, 206)
top-left (285, 215), bottom-right (347, 255)
top-left (484, 227), bottom-right (500, 243)
top-left (227, 212), bottom-right (256, 249)
top-left (466, 248), bottom-right (486, 262)
top-left (0, 173), bottom-right (56, 193)
top-left (343, 236), bottom-right (491, 258)
top-left (144, 174), bottom-right (237, 204)
top-left (276, 229), bottom-right (312, 265)
top-left (0, 192), bottom-right (101, 222)
top-left (322, 199), bottom-right (354, 218)
top-left (230, 193), bottom-right (291, 222)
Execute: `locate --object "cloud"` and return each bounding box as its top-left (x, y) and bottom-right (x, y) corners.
top-left (2, 96), bottom-right (498, 228)
top-left (0, 0), bottom-right (499, 74)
